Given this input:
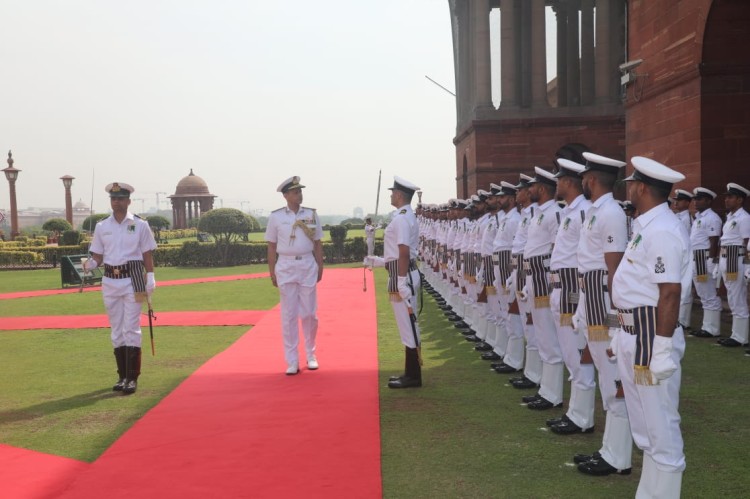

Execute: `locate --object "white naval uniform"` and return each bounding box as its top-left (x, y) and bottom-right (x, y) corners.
top-left (89, 212), bottom-right (158, 348)
top-left (511, 203), bottom-right (539, 379)
top-left (612, 202), bottom-right (689, 499)
top-left (365, 223), bottom-right (376, 256)
top-left (524, 199), bottom-right (562, 404)
top-left (384, 204), bottom-right (421, 348)
top-left (577, 192), bottom-right (632, 471)
top-left (675, 209), bottom-right (694, 327)
top-left (550, 194), bottom-right (595, 428)
top-left (478, 211), bottom-right (500, 344)
top-left (265, 206), bottom-right (324, 367)
top-left (690, 208), bottom-right (723, 334)
top-left (491, 208), bottom-right (521, 358)
top-left (719, 207), bottom-right (750, 344)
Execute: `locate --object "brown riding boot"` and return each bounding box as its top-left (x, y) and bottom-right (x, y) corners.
top-left (122, 346), bottom-right (142, 395)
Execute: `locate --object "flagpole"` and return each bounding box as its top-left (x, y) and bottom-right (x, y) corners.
top-left (374, 169), bottom-right (382, 217)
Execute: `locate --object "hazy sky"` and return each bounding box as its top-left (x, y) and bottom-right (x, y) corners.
top-left (0, 0), bottom-right (459, 217)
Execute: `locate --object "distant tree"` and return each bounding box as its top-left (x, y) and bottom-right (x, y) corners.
top-left (198, 208), bottom-right (254, 265)
top-left (81, 213), bottom-right (109, 232)
top-left (42, 218), bottom-right (73, 238)
top-left (146, 215), bottom-right (171, 243)
top-left (329, 225), bottom-right (348, 262)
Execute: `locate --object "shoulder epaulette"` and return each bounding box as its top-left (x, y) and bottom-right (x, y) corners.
top-left (399, 209), bottom-right (407, 214)
top-left (134, 214), bottom-right (143, 220)
top-left (530, 207), bottom-right (535, 218)
top-left (555, 212), bottom-right (561, 225)
top-left (580, 210), bottom-right (586, 223)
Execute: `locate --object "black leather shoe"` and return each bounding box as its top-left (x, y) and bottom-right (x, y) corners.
top-left (482, 352), bottom-right (502, 361)
top-left (388, 376), bottom-right (422, 389)
top-left (546, 414), bottom-right (570, 427)
top-left (454, 321), bottom-right (470, 328)
top-left (573, 451), bottom-right (601, 464)
top-left (112, 378), bottom-right (126, 392)
top-left (719, 338), bottom-right (743, 347)
top-left (512, 377), bottom-right (539, 389)
top-left (448, 316), bottom-right (464, 322)
top-left (494, 363), bottom-right (522, 374)
top-left (122, 379), bottom-right (137, 395)
top-left (389, 374), bottom-right (405, 381)
top-left (459, 328), bottom-right (476, 335)
top-left (693, 329), bottom-right (718, 338)
top-left (474, 342), bottom-right (493, 351)
top-left (509, 376), bottom-right (525, 383)
top-left (551, 420), bottom-right (594, 434)
top-left (464, 335), bottom-right (481, 342)
top-left (577, 457), bottom-right (631, 476)
top-left (522, 393), bottom-right (541, 403)
top-left (527, 398), bottom-right (561, 410)
top-left (435, 299), bottom-right (447, 306)
top-left (439, 305), bottom-right (452, 311)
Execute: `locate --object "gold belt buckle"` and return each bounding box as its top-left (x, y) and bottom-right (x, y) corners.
top-left (113, 268), bottom-right (121, 276)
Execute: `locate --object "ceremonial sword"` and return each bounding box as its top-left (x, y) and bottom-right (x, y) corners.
top-left (146, 294), bottom-right (156, 356)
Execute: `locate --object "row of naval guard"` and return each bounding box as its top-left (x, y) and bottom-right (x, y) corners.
top-left (415, 153), bottom-right (749, 499)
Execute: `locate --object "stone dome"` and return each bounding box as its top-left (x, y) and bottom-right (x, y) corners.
top-left (73, 199), bottom-right (89, 211)
top-left (174, 169), bottom-right (212, 197)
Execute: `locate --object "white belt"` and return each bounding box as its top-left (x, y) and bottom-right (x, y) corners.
top-left (617, 311), bottom-right (635, 328)
top-left (278, 254), bottom-right (310, 260)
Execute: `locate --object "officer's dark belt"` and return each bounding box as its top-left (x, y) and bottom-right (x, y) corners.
top-left (104, 264), bottom-right (131, 279)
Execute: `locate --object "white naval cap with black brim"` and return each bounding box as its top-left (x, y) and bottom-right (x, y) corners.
top-left (277, 176), bottom-right (305, 193)
top-left (625, 157), bottom-right (685, 190)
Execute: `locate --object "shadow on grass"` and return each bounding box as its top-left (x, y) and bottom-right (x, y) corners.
top-left (0, 388), bottom-right (117, 424)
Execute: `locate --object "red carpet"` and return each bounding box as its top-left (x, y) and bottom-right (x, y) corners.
top-left (0, 445), bottom-right (89, 499)
top-left (0, 272), bottom-right (269, 301)
top-left (0, 310), bottom-right (269, 330)
top-left (5, 268), bottom-right (380, 498)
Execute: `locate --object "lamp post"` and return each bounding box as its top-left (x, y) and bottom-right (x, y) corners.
top-left (2, 150), bottom-right (21, 239)
top-left (60, 175), bottom-right (75, 224)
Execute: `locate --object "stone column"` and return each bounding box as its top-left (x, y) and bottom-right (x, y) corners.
top-left (530, 0), bottom-right (548, 108)
top-left (459, 1), bottom-right (472, 126)
top-left (580, 0), bottom-right (595, 105)
top-left (555, 3), bottom-right (568, 107)
top-left (520, 0), bottom-right (532, 107)
top-left (566, 0), bottom-right (581, 106)
top-left (595, 0), bottom-right (612, 104)
top-left (499, 0), bottom-right (518, 108)
top-left (473, 0), bottom-right (492, 110)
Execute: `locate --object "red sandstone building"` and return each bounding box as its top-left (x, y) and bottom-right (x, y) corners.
top-left (450, 0), bottom-right (749, 209)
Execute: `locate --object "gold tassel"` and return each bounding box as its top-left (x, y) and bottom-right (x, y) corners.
top-left (726, 273), bottom-right (737, 281)
top-left (634, 365), bottom-right (654, 386)
top-left (560, 313), bottom-right (573, 327)
top-left (486, 286), bottom-right (497, 295)
top-left (587, 325), bottom-right (610, 342)
top-left (695, 274), bottom-right (708, 283)
top-left (534, 295), bottom-right (550, 309)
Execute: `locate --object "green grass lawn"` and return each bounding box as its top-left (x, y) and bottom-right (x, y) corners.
top-left (1, 266), bottom-right (748, 497)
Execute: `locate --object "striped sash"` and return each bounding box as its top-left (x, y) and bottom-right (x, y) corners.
top-left (513, 253), bottom-right (525, 295)
top-left (552, 268), bottom-right (579, 326)
top-left (582, 269), bottom-right (611, 341)
top-left (128, 260), bottom-right (147, 303)
top-left (721, 245), bottom-right (744, 281)
top-left (618, 306), bottom-right (658, 386)
top-left (495, 250), bottom-right (513, 288)
top-left (483, 255), bottom-right (496, 294)
top-left (693, 249), bottom-right (708, 282)
top-left (386, 260), bottom-right (416, 301)
top-left (524, 254), bottom-right (551, 308)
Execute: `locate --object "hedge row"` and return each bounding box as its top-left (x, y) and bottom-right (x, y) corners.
top-left (0, 237), bottom-right (380, 268)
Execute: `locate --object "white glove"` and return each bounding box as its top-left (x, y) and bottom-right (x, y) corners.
top-left (364, 256), bottom-right (385, 268)
top-left (518, 285), bottom-right (529, 302)
top-left (649, 335), bottom-right (677, 383)
top-left (83, 258), bottom-right (98, 272)
top-left (744, 267), bottom-right (750, 284)
top-left (607, 331), bottom-right (619, 360)
top-left (505, 273), bottom-right (515, 291)
top-left (146, 272), bottom-right (156, 295)
top-left (711, 262), bottom-right (720, 280)
top-left (397, 276), bottom-right (412, 302)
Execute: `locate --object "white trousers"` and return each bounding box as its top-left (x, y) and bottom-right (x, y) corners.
top-left (693, 270), bottom-right (722, 334)
top-left (276, 255), bottom-right (319, 367)
top-left (518, 288), bottom-right (541, 383)
top-left (551, 287), bottom-right (595, 428)
top-left (615, 327), bottom-right (686, 475)
top-left (102, 277), bottom-right (143, 348)
top-left (528, 276), bottom-right (564, 404)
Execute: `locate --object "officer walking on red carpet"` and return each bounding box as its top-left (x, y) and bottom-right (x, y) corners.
top-left (84, 182), bottom-right (157, 395)
top-left (365, 176), bottom-right (422, 388)
top-left (265, 176), bottom-right (325, 375)
top-left (611, 156), bottom-right (690, 499)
